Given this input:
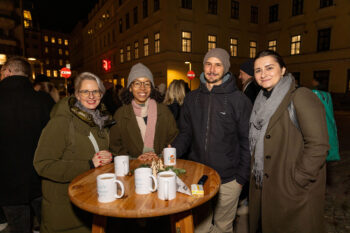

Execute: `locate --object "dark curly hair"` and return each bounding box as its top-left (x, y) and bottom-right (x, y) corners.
top-left (121, 86), bottom-right (164, 105)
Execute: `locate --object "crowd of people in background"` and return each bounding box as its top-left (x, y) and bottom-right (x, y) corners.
top-left (0, 47), bottom-right (336, 233)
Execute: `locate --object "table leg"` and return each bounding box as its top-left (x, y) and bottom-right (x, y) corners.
top-left (170, 210), bottom-right (194, 233)
top-left (92, 215), bottom-right (107, 233)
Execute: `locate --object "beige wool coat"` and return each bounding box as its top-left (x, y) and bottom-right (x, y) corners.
top-left (249, 81), bottom-right (329, 233)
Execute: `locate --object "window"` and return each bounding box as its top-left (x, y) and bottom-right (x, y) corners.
top-left (134, 7), bottom-right (138, 24)
top-left (181, 0), bottom-right (192, 9)
top-left (155, 32), bottom-right (160, 53)
top-left (144, 37), bottom-right (149, 56)
top-left (208, 0), bottom-right (217, 15)
top-left (313, 70), bottom-right (330, 91)
top-left (292, 0), bottom-right (303, 16)
top-left (269, 4), bottom-right (279, 23)
top-left (181, 31), bottom-right (191, 53)
top-left (119, 19), bottom-right (123, 33)
top-left (120, 48), bottom-right (124, 63)
top-left (59, 59), bottom-right (63, 66)
top-left (58, 49), bottom-right (62, 55)
top-left (45, 47), bottom-right (48, 53)
top-left (23, 10), bottom-right (32, 28)
top-left (231, 1), bottom-right (239, 19)
top-left (208, 35), bottom-right (216, 51)
top-left (134, 41), bottom-right (139, 59)
top-left (64, 39), bottom-right (68, 46)
top-left (320, 0), bottom-right (333, 8)
top-left (126, 45), bottom-right (131, 61)
top-left (291, 35), bottom-right (301, 55)
top-left (53, 70), bottom-right (58, 77)
top-left (44, 35), bottom-right (48, 42)
top-left (126, 13), bottom-right (130, 30)
top-left (51, 37), bottom-right (56, 43)
top-left (58, 38), bottom-right (62, 44)
top-left (268, 40), bottom-right (277, 51)
top-left (249, 41), bottom-right (257, 58)
top-left (46, 70), bottom-right (51, 77)
top-left (251, 6), bottom-right (258, 24)
top-left (143, 0), bottom-right (148, 18)
top-left (154, 0), bottom-right (160, 11)
top-left (65, 50), bottom-right (69, 56)
top-left (317, 28), bottom-right (331, 52)
top-left (230, 38), bottom-right (238, 57)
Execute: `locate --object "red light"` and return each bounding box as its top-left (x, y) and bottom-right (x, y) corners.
top-left (102, 59), bottom-right (111, 71)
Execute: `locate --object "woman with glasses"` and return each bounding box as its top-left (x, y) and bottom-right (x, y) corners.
top-left (110, 63), bottom-right (178, 161)
top-left (34, 72), bottom-right (114, 233)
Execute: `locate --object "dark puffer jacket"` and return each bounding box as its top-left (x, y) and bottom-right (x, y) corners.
top-left (172, 73), bottom-right (252, 185)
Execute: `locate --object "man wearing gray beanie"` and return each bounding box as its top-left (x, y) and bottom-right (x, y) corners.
top-left (172, 48), bottom-right (252, 233)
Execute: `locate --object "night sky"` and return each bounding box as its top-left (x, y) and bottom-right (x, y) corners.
top-left (30, 0), bottom-right (98, 33)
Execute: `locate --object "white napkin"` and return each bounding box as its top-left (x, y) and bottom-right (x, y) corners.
top-left (176, 176), bottom-right (191, 195)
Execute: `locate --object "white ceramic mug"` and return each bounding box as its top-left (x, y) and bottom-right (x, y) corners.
top-left (96, 173), bottom-right (125, 203)
top-left (157, 171), bottom-right (177, 200)
top-left (134, 167), bottom-right (158, 194)
top-left (114, 155), bottom-right (129, 177)
top-left (163, 147), bottom-right (176, 166)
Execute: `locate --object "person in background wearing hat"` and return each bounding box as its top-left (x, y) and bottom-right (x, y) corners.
top-left (239, 59), bottom-right (261, 104)
top-left (172, 48), bottom-right (252, 233)
top-left (33, 74), bottom-right (60, 103)
top-left (110, 63), bottom-right (178, 161)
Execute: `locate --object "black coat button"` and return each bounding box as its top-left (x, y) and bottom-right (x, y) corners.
top-left (265, 135), bottom-right (271, 139)
top-left (265, 155), bottom-right (271, 159)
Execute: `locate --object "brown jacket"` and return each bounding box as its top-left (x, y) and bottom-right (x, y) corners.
top-left (110, 102), bottom-right (178, 157)
top-left (249, 84), bottom-right (329, 233)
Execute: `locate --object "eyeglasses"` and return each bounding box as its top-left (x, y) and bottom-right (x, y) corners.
top-left (79, 90), bottom-right (102, 98)
top-left (132, 81), bottom-right (152, 89)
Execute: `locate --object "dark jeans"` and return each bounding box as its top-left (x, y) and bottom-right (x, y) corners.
top-left (2, 197), bottom-right (41, 233)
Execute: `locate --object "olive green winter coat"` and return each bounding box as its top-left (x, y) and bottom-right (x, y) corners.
top-left (249, 82), bottom-right (329, 233)
top-left (110, 102), bottom-right (178, 157)
top-left (34, 97), bottom-right (111, 233)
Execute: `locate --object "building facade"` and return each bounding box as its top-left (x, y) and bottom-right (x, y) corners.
top-left (70, 0), bottom-right (350, 93)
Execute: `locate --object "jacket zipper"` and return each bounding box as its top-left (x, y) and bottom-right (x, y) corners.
top-left (204, 93), bottom-right (212, 163)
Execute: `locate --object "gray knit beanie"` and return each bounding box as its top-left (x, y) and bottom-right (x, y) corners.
top-left (127, 63), bottom-right (154, 87)
top-left (203, 48), bottom-right (231, 74)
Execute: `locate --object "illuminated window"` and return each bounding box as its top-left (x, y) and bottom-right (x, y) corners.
top-left (268, 40), bottom-right (277, 51)
top-left (59, 59), bottom-right (63, 66)
top-left (58, 49), bottom-right (62, 55)
top-left (44, 35), bottom-right (49, 42)
top-left (64, 39), bottom-right (68, 46)
top-left (23, 10), bottom-right (32, 28)
top-left (51, 37), bottom-right (55, 43)
top-left (181, 31), bottom-right (191, 53)
top-left (53, 70), bottom-right (58, 77)
top-left (126, 45), bottom-right (131, 61)
top-left (134, 41), bottom-right (139, 59)
top-left (45, 47), bottom-right (48, 53)
top-left (230, 38), bottom-right (238, 57)
top-left (208, 35), bottom-right (216, 51)
top-left (65, 50), bottom-right (69, 56)
top-left (154, 32), bottom-right (160, 53)
top-left (46, 70), bottom-right (51, 77)
top-left (120, 48), bottom-right (124, 63)
top-left (58, 38), bottom-right (62, 44)
top-left (291, 35), bottom-right (301, 55)
top-left (144, 37), bottom-right (149, 56)
top-left (249, 41), bottom-right (257, 58)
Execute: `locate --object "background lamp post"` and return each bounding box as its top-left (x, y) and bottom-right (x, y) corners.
top-left (185, 61), bottom-right (195, 90)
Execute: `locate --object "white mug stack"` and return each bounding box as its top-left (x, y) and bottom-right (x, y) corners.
top-left (114, 155), bottom-right (129, 177)
top-left (134, 167), bottom-right (158, 194)
top-left (96, 173), bottom-right (125, 203)
top-left (163, 147), bottom-right (176, 166)
top-left (157, 171), bottom-right (177, 200)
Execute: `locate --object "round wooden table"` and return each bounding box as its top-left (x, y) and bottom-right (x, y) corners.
top-left (68, 159), bottom-right (221, 233)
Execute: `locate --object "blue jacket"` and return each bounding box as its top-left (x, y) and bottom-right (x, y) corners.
top-left (172, 73), bottom-right (252, 185)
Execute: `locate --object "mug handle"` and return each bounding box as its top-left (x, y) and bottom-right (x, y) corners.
top-left (150, 175), bottom-right (158, 192)
top-left (114, 179), bottom-right (125, 198)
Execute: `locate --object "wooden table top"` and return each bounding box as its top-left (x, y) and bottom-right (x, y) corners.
top-left (68, 159), bottom-right (221, 218)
